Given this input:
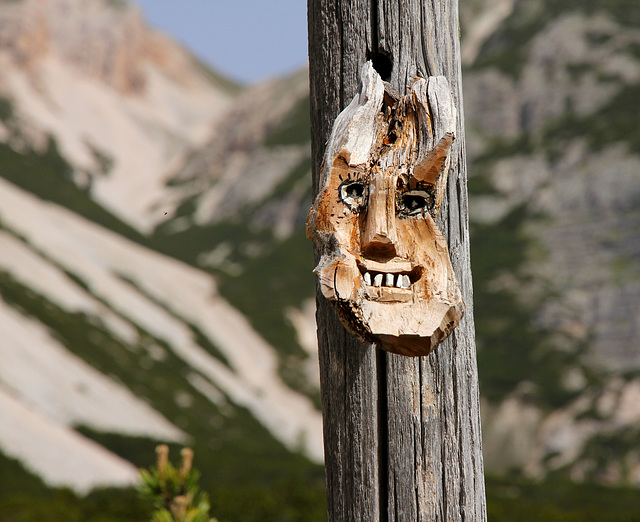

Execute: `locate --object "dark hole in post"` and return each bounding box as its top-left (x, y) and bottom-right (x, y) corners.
top-left (368, 50), bottom-right (393, 81)
top-left (385, 131), bottom-right (397, 144)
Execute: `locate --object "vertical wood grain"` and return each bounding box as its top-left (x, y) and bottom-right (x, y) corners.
top-left (308, 0), bottom-right (486, 519)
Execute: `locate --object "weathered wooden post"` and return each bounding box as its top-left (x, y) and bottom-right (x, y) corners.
top-left (307, 1), bottom-right (486, 520)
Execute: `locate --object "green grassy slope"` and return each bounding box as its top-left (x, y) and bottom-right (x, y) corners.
top-left (486, 475), bottom-right (640, 522)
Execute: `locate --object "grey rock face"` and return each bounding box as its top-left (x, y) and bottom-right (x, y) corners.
top-left (465, 0), bottom-right (640, 482)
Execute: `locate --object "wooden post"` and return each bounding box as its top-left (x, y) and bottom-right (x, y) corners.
top-left (308, 1), bottom-right (486, 520)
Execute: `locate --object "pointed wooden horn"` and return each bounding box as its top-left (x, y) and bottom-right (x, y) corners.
top-left (412, 132), bottom-right (454, 186)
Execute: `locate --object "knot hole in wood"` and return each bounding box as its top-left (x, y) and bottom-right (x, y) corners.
top-left (367, 50), bottom-right (392, 81)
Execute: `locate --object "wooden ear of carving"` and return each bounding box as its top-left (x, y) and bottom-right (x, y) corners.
top-left (411, 75), bottom-right (457, 216)
top-left (308, 61), bottom-right (384, 243)
top-left (412, 132), bottom-right (454, 215)
top-left (413, 132), bottom-right (454, 184)
top-left (322, 61), bottom-right (384, 171)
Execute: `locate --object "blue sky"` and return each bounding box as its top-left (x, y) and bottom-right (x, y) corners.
top-left (133, 0), bottom-right (309, 84)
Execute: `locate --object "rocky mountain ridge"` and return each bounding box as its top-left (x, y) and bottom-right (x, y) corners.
top-left (0, 0), bottom-right (639, 508)
top-left (0, 0), bottom-right (322, 497)
top-left (464, 0), bottom-right (640, 482)
top-left (0, 0), bottom-right (236, 231)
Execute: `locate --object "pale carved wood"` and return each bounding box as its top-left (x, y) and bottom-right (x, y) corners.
top-left (307, 63), bottom-right (463, 356)
top-left (308, 0), bottom-right (486, 520)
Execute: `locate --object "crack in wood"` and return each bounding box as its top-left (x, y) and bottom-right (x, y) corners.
top-left (377, 349), bottom-right (389, 521)
top-left (308, 0), bottom-right (486, 518)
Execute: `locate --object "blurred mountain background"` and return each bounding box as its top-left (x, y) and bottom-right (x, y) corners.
top-left (0, 0), bottom-right (639, 520)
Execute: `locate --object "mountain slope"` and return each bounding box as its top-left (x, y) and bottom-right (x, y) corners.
top-left (0, 0), bottom-right (323, 502)
top-left (2, 0), bottom-right (640, 515)
top-left (0, 170), bottom-right (323, 491)
top-left (463, 0), bottom-right (640, 482)
top-left (153, 0), bottom-right (640, 486)
top-left (0, 0), bottom-right (235, 232)
top-left (156, 0), bottom-right (640, 486)
top-left (150, 67), bottom-right (318, 397)
top-left (142, 0), bottom-right (640, 487)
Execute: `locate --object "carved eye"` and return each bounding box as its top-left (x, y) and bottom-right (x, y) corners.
top-left (339, 180), bottom-right (368, 211)
top-left (398, 190), bottom-right (433, 216)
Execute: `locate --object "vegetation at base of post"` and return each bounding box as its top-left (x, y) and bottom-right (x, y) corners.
top-left (0, 262), bottom-right (327, 519)
top-left (138, 445), bottom-right (214, 522)
top-left (0, 449), bottom-right (152, 521)
top-left (485, 474), bottom-right (640, 521)
top-left (5, 454), bottom-right (640, 522)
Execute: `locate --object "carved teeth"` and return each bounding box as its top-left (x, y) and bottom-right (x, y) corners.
top-left (362, 271), bottom-right (412, 289)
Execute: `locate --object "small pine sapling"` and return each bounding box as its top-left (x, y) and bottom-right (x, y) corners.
top-left (138, 445), bottom-right (215, 522)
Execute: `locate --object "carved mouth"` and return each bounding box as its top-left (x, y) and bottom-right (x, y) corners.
top-left (357, 260), bottom-right (423, 290)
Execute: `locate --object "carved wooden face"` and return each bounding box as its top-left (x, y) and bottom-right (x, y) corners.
top-left (308, 63), bottom-right (464, 356)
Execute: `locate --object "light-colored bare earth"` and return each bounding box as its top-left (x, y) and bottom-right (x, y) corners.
top-left (0, 386), bottom-right (139, 494)
top-left (0, 177), bottom-right (323, 492)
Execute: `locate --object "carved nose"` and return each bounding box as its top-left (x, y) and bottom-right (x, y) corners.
top-left (362, 182), bottom-right (397, 259)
